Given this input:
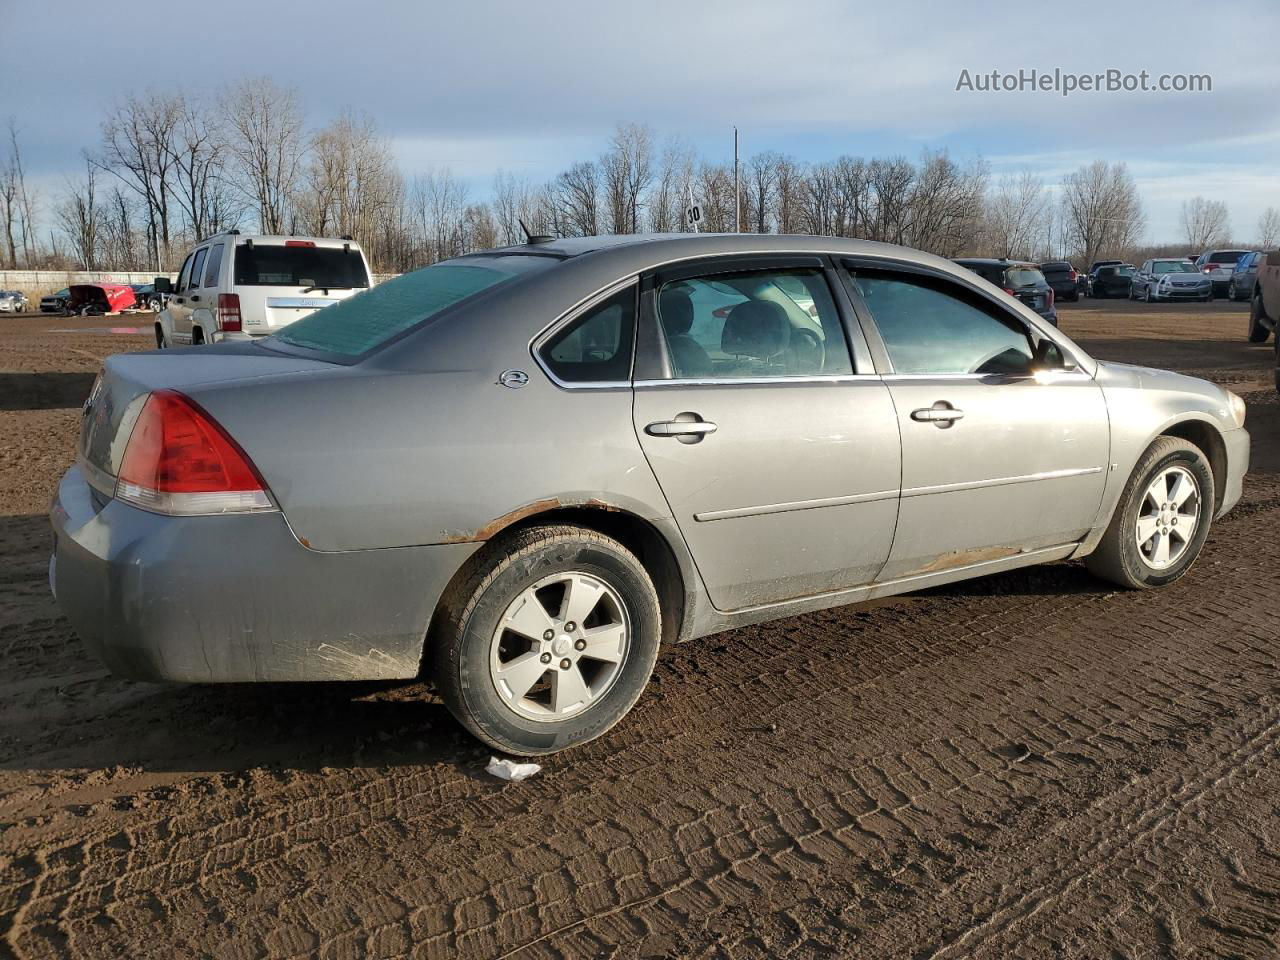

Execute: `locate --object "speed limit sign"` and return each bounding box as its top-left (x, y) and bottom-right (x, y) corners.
top-left (685, 202), bottom-right (703, 230)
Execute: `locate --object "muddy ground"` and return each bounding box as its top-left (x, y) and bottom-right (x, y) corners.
top-left (1, 300), bottom-right (1278, 959)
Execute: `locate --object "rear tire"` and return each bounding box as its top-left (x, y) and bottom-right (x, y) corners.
top-left (433, 525), bottom-right (662, 756)
top-left (1086, 437), bottom-right (1215, 590)
top-left (1248, 293), bottom-right (1271, 343)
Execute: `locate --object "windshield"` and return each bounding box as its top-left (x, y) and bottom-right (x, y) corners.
top-left (232, 244), bottom-right (370, 288)
top-left (1153, 261), bottom-right (1195, 274)
top-left (1116, 265), bottom-right (1135, 276)
top-left (271, 259), bottom-right (528, 357)
top-left (1004, 267), bottom-right (1045, 286)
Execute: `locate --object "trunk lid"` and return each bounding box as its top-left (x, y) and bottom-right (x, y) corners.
top-left (79, 346), bottom-right (336, 487)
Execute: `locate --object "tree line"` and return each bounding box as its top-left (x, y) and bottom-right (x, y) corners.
top-left (3, 79), bottom-right (1278, 276)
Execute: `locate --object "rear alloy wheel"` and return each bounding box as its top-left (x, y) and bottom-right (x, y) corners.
top-left (434, 525), bottom-right (661, 755)
top-left (1086, 437), bottom-right (1214, 589)
top-left (1248, 293), bottom-right (1271, 343)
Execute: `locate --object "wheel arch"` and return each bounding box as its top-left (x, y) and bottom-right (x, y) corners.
top-left (422, 502), bottom-right (695, 680)
top-left (1159, 417), bottom-right (1227, 514)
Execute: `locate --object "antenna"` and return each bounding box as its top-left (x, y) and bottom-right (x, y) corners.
top-left (518, 219), bottom-right (554, 245)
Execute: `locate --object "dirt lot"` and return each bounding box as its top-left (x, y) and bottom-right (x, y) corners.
top-left (1, 300), bottom-right (1278, 959)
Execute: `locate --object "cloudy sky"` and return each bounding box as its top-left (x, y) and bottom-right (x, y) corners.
top-left (3, 0), bottom-right (1278, 243)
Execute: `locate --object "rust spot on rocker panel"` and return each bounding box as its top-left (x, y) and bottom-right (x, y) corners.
top-left (905, 545), bottom-right (1022, 577)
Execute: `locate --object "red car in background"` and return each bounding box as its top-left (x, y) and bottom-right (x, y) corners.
top-left (65, 283), bottom-right (136, 316)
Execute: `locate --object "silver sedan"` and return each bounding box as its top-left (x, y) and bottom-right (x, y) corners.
top-left (50, 234), bottom-right (1250, 754)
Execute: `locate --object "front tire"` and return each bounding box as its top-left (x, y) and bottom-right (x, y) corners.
top-left (1086, 437), bottom-right (1215, 589)
top-left (1248, 293), bottom-right (1271, 343)
top-left (433, 525), bottom-right (662, 756)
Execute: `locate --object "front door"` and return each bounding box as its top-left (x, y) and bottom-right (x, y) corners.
top-left (632, 259), bottom-right (901, 611)
top-left (845, 266), bottom-right (1109, 581)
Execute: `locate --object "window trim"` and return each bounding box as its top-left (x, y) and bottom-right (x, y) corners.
top-left (530, 278), bottom-right (639, 390)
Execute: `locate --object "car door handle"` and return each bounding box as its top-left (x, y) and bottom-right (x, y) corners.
top-left (646, 415), bottom-right (718, 442)
top-left (911, 406), bottom-right (965, 423)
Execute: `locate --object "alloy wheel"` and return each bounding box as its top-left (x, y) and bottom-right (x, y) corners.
top-left (1134, 465), bottom-right (1200, 570)
top-left (488, 571), bottom-right (630, 722)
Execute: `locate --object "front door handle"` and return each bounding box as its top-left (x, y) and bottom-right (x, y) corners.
top-left (911, 404), bottom-right (965, 426)
top-left (646, 413), bottom-right (718, 444)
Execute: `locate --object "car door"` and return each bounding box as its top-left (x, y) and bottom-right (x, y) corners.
top-left (169, 252), bottom-right (196, 343)
top-left (631, 256), bottom-right (901, 611)
top-left (843, 263), bottom-right (1109, 582)
top-left (1135, 261), bottom-right (1151, 297)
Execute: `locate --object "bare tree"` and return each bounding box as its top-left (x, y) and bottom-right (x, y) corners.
top-left (744, 152), bottom-right (782, 234)
top-left (410, 166), bottom-right (468, 263)
top-left (551, 161), bottom-right (601, 237)
top-left (905, 150), bottom-right (987, 255)
top-left (866, 156), bottom-right (915, 244)
top-left (773, 156), bottom-right (805, 235)
top-left (1059, 161), bottom-right (1145, 267)
top-left (1180, 196), bottom-right (1230, 250)
top-left (600, 123), bottom-right (653, 234)
top-left (986, 170), bottom-right (1048, 259)
top-left (648, 138), bottom-right (695, 233)
top-left (99, 93), bottom-right (185, 267)
top-left (301, 110), bottom-right (401, 256)
top-left (0, 146), bottom-right (17, 268)
top-left (222, 78), bottom-right (306, 234)
top-left (56, 157), bottom-right (100, 268)
top-left (1257, 206), bottom-right (1280, 249)
top-left (170, 96), bottom-right (238, 241)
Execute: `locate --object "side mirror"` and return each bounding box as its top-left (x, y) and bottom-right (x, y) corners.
top-left (153, 276), bottom-right (172, 294)
top-left (1032, 337), bottom-right (1074, 372)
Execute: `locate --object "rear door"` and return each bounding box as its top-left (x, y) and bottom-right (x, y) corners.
top-left (630, 256), bottom-right (901, 611)
top-left (233, 241), bottom-right (368, 335)
top-left (843, 263), bottom-right (1109, 581)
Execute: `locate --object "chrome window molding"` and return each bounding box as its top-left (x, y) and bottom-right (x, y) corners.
top-left (634, 374), bottom-right (882, 388)
top-left (529, 277), bottom-right (639, 390)
top-left (902, 466), bottom-right (1103, 499)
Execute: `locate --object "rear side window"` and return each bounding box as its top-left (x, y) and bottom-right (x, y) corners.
top-left (233, 244), bottom-right (370, 288)
top-left (202, 243), bottom-right (224, 287)
top-left (851, 270), bottom-right (1034, 376)
top-left (539, 286), bottom-right (636, 384)
top-left (272, 262), bottom-right (519, 357)
top-left (653, 267), bottom-right (853, 379)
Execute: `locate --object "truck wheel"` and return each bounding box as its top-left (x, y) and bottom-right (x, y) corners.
top-left (433, 525), bottom-right (662, 756)
top-left (1248, 293), bottom-right (1271, 343)
top-left (1086, 437), bottom-right (1214, 590)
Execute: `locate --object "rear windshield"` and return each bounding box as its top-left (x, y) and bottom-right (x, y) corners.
top-left (1153, 261), bottom-right (1195, 274)
top-left (1207, 251), bottom-right (1247, 264)
top-left (233, 244), bottom-right (370, 288)
top-left (1005, 266), bottom-right (1046, 286)
top-left (1040, 261), bottom-right (1071, 271)
top-left (271, 260), bottom-right (525, 357)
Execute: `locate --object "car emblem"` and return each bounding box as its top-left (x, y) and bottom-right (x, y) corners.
top-left (498, 369), bottom-right (529, 389)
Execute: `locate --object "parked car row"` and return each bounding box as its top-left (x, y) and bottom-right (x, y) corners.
top-left (0, 290), bottom-right (30, 312)
top-left (952, 258), bottom-right (1058, 325)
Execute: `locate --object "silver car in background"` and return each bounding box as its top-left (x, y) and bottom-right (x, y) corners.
top-left (1195, 248), bottom-right (1250, 297)
top-left (0, 289), bottom-right (29, 313)
top-left (49, 234), bottom-right (1250, 755)
top-left (1131, 259), bottom-right (1212, 302)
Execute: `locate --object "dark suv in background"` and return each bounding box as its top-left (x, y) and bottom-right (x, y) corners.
top-left (1089, 264), bottom-right (1136, 298)
top-left (953, 258), bottom-right (1057, 325)
top-left (1039, 261), bottom-right (1082, 302)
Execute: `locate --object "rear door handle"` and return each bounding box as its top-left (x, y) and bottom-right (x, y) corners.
top-left (646, 414), bottom-right (718, 444)
top-left (911, 406), bottom-right (965, 424)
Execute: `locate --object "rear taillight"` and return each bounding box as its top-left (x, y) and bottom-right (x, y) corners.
top-left (1002, 287), bottom-right (1016, 296)
top-left (1046, 288), bottom-right (1055, 308)
top-left (116, 390), bottom-right (273, 515)
top-left (1068, 270), bottom-right (1077, 281)
top-left (217, 293), bottom-right (242, 333)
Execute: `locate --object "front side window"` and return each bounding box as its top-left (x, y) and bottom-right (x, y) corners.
top-left (851, 271), bottom-right (1035, 376)
top-left (187, 249), bottom-right (207, 291)
top-left (654, 268), bottom-right (852, 380)
top-left (176, 254), bottom-right (194, 293)
top-left (539, 286), bottom-right (636, 384)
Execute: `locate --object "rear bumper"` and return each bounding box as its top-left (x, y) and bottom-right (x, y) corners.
top-left (49, 465), bottom-right (479, 683)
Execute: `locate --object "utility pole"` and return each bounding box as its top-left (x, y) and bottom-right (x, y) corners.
top-left (733, 127), bottom-right (741, 233)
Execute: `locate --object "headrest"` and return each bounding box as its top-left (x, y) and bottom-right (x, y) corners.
top-left (659, 287), bottom-right (694, 336)
top-left (722, 300), bottom-right (789, 360)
